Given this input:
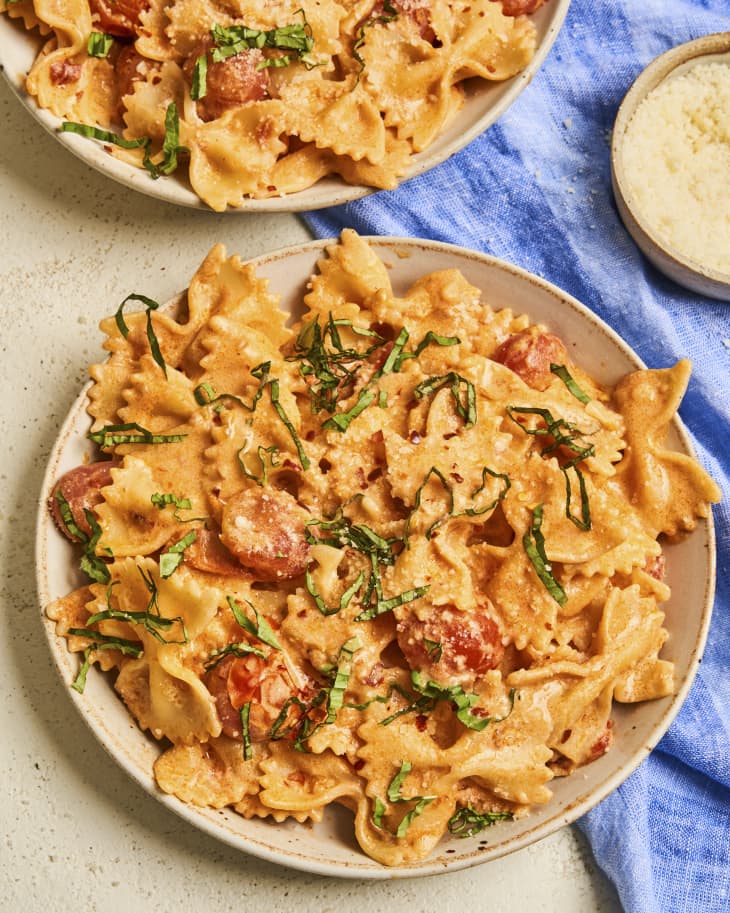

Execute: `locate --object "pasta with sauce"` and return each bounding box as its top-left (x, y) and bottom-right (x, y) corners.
top-left (2, 0), bottom-right (548, 209)
top-left (46, 231), bottom-right (720, 865)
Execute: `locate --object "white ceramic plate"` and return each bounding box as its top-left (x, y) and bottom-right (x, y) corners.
top-left (36, 237), bottom-right (716, 878)
top-left (1, 2), bottom-right (569, 212)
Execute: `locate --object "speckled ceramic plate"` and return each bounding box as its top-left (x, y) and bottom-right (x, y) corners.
top-left (36, 237), bottom-right (716, 878)
top-left (1, 2), bottom-right (569, 212)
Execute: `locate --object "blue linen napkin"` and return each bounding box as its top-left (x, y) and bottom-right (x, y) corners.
top-left (304, 2), bottom-right (730, 909)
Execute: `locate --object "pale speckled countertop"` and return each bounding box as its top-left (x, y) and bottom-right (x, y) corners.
top-left (0, 74), bottom-right (623, 913)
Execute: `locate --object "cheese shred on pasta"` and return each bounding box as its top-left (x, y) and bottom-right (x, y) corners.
top-left (47, 231), bottom-right (720, 865)
top-left (4, 0), bottom-right (541, 208)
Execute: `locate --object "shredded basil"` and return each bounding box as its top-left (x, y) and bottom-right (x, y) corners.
top-left (305, 506), bottom-right (429, 621)
top-left (240, 702), bottom-right (253, 760)
top-left (305, 565), bottom-right (365, 616)
top-left (71, 640), bottom-right (141, 693)
top-left (150, 491), bottom-right (206, 523)
top-left (115, 293), bottom-right (167, 377)
top-left (562, 462), bottom-right (591, 531)
top-left (158, 103), bottom-right (187, 175)
top-left (291, 314), bottom-right (386, 416)
top-left (126, 566), bottom-right (189, 646)
top-left (447, 805), bottom-right (513, 837)
top-left (378, 327), bottom-right (410, 375)
top-left (194, 368), bottom-right (269, 413)
top-left (423, 638), bottom-right (442, 661)
top-left (323, 636), bottom-right (361, 724)
top-left (61, 102), bottom-right (187, 179)
top-left (204, 642), bottom-right (267, 671)
top-left (87, 32), bottom-right (113, 58)
top-left (68, 627), bottom-right (143, 678)
top-left (461, 466), bottom-right (512, 517)
top-left (88, 422), bottom-right (186, 448)
top-left (292, 314), bottom-right (461, 433)
top-left (372, 760), bottom-right (436, 838)
top-left (353, 0), bottom-right (398, 75)
top-left (386, 329), bottom-right (461, 374)
top-left (403, 466), bottom-right (454, 546)
top-left (54, 489), bottom-right (111, 584)
top-left (412, 331), bottom-right (460, 360)
top-left (321, 388), bottom-right (376, 431)
top-left (227, 596), bottom-right (282, 650)
top-left (523, 504), bottom-right (567, 605)
top-left (83, 578), bottom-right (184, 645)
top-left (507, 405), bottom-right (593, 530)
top-left (237, 362), bottom-right (311, 470)
top-left (269, 693), bottom-right (319, 747)
top-left (151, 492), bottom-right (191, 512)
top-left (413, 372), bottom-right (477, 426)
top-left (374, 675), bottom-right (514, 729)
top-left (409, 672), bottom-right (516, 732)
top-left (355, 584), bottom-right (429, 621)
top-left (269, 637), bottom-right (360, 750)
top-left (403, 463), bottom-right (510, 545)
top-left (159, 530), bottom-right (197, 578)
top-left (550, 363), bottom-right (591, 404)
top-left (210, 15), bottom-right (316, 69)
top-left (190, 52), bottom-right (208, 100)
top-left (236, 443), bottom-right (280, 487)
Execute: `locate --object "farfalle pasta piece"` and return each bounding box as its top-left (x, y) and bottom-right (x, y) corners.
top-left (613, 361), bottom-right (722, 537)
top-left (186, 102), bottom-right (290, 208)
top-left (118, 355), bottom-right (199, 430)
top-left (258, 743), bottom-right (364, 811)
top-left (154, 737), bottom-right (260, 806)
top-left (45, 232), bottom-right (720, 865)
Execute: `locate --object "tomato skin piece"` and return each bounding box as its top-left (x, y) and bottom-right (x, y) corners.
top-left (206, 652), bottom-right (298, 741)
top-left (48, 461), bottom-right (120, 541)
top-left (396, 602), bottom-right (505, 689)
top-left (493, 329), bottom-right (569, 391)
top-left (585, 721), bottom-right (613, 763)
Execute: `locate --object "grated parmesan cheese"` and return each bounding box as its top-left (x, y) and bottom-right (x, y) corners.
top-left (622, 60), bottom-right (730, 274)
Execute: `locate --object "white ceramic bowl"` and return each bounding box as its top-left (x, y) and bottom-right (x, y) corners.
top-left (611, 33), bottom-right (730, 301)
top-left (36, 236), bottom-right (716, 878)
top-left (1, 2), bottom-right (569, 212)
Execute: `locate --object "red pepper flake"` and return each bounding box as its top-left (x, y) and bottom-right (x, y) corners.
top-left (50, 60), bottom-right (82, 86)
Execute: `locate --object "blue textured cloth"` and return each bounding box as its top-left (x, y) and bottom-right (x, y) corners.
top-left (303, 2), bottom-right (730, 910)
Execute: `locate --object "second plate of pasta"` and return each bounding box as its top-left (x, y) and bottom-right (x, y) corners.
top-left (0, 0), bottom-right (569, 211)
top-left (37, 233), bottom-right (719, 876)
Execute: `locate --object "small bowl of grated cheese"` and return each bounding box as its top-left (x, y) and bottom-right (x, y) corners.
top-left (611, 32), bottom-right (730, 301)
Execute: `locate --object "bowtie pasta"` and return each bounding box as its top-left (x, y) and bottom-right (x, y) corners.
top-left (3, 0), bottom-right (547, 209)
top-left (46, 231), bottom-right (720, 865)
